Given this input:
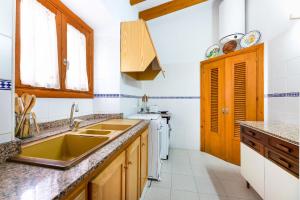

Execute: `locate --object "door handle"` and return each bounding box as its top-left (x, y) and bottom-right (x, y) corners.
top-left (222, 108), bottom-right (229, 114)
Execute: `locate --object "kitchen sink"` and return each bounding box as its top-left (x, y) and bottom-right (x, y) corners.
top-left (87, 124), bottom-right (131, 131)
top-left (78, 130), bottom-right (112, 135)
top-left (10, 134), bottom-right (109, 169)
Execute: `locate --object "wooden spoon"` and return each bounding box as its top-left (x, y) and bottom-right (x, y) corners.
top-left (16, 95), bottom-right (33, 135)
top-left (21, 93), bottom-right (28, 107)
top-left (14, 94), bottom-right (21, 115)
top-left (32, 112), bottom-right (40, 134)
top-left (27, 95), bottom-right (36, 114)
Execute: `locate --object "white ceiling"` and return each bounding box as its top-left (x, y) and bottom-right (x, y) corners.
top-left (133, 0), bottom-right (172, 12)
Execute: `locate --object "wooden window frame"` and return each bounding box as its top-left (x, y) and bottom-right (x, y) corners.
top-left (15, 0), bottom-right (94, 98)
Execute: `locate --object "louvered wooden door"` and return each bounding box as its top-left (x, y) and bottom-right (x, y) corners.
top-left (202, 60), bottom-right (226, 159)
top-left (224, 52), bottom-right (257, 165)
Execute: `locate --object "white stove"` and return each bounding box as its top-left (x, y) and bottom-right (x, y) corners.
top-left (127, 114), bottom-right (162, 181)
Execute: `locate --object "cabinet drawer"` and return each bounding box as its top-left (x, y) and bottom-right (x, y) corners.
top-left (265, 148), bottom-right (299, 178)
top-left (241, 126), bottom-right (265, 141)
top-left (241, 135), bottom-right (264, 155)
top-left (267, 137), bottom-right (299, 160)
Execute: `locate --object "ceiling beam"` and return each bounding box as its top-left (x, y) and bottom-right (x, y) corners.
top-left (130, 0), bottom-right (145, 6)
top-left (139, 0), bottom-right (208, 21)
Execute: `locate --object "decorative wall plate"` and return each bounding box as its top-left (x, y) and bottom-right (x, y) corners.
top-left (222, 40), bottom-right (237, 54)
top-left (240, 30), bottom-right (261, 48)
top-left (205, 44), bottom-right (220, 58)
top-left (219, 33), bottom-right (244, 44)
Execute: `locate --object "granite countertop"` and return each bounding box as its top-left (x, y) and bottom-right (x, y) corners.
top-left (239, 121), bottom-right (299, 146)
top-left (0, 119), bottom-right (149, 200)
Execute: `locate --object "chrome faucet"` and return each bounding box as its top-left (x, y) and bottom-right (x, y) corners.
top-left (69, 103), bottom-right (82, 131)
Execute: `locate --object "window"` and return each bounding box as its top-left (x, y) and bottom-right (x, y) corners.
top-left (20, 0), bottom-right (60, 89)
top-left (16, 0), bottom-right (94, 98)
top-left (66, 24), bottom-right (88, 91)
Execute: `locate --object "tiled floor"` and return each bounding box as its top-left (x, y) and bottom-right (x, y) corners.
top-left (141, 148), bottom-right (262, 200)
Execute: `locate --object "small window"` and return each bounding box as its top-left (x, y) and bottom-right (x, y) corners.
top-left (20, 0), bottom-right (60, 89)
top-left (16, 0), bottom-right (94, 98)
top-left (65, 24), bottom-right (88, 91)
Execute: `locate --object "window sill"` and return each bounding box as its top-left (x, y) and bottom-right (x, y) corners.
top-left (16, 87), bottom-right (94, 98)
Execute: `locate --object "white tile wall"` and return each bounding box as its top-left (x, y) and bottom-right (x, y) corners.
top-left (121, 97), bottom-right (139, 117)
top-left (0, 91), bottom-right (12, 134)
top-left (247, 0), bottom-right (300, 125)
top-left (0, 35), bottom-right (12, 80)
top-left (145, 99), bottom-right (200, 150)
top-left (32, 98), bottom-right (94, 123)
top-left (268, 97), bottom-right (299, 125)
top-left (0, 0), bottom-right (14, 144)
top-left (0, 133), bottom-right (12, 144)
top-left (0, 0), bottom-right (13, 37)
top-left (267, 23), bottom-right (300, 125)
top-left (93, 98), bottom-right (121, 115)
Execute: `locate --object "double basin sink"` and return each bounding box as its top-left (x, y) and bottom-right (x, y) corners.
top-left (10, 119), bottom-right (139, 169)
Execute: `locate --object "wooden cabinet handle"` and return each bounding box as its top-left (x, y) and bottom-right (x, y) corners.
top-left (128, 161), bottom-right (132, 165)
top-left (248, 130), bottom-right (256, 137)
top-left (249, 140), bottom-right (256, 147)
top-left (142, 143), bottom-right (145, 146)
top-left (277, 157), bottom-right (291, 169)
top-left (276, 143), bottom-right (292, 153)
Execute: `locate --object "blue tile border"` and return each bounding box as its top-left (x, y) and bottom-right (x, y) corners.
top-left (148, 96), bottom-right (200, 99)
top-left (120, 94), bottom-right (141, 98)
top-left (0, 79), bottom-right (12, 90)
top-left (94, 94), bottom-right (120, 98)
top-left (94, 94), bottom-right (200, 99)
top-left (265, 92), bottom-right (300, 98)
top-left (94, 92), bottom-right (300, 99)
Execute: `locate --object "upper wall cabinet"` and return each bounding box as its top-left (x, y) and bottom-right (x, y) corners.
top-left (121, 20), bottom-right (162, 80)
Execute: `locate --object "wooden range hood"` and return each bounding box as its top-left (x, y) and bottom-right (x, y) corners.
top-left (121, 20), bottom-right (163, 80)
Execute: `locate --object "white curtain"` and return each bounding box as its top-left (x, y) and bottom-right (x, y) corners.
top-left (20, 0), bottom-right (60, 89)
top-left (65, 24), bottom-right (89, 91)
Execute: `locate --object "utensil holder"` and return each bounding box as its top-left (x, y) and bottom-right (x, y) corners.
top-left (15, 113), bottom-right (38, 139)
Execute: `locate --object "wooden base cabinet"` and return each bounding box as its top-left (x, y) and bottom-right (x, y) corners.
top-left (85, 128), bottom-right (149, 200)
top-left (241, 125), bottom-right (299, 200)
top-left (140, 130), bottom-right (148, 195)
top-left (90, 152), bottom-right (126, 200)
top-left (241, 143), bottom-right (264, 198)
top-left (126, 137), bottom-right (141, 200)
top-left (265, 159), bottom-right (299, 200)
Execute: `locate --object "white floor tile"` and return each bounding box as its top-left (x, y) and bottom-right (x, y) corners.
top-left (198, 194), bottom-right (234, 200)
top-left (172, 163), bottom-right (193, 175)
top-left (195, 176), bottom-right (227, 196)
top-left (171, 190), bottom-right (199, 200)
top-left (191, 164), bottom-right (215, 179)
top-left (161, 160), bottom-right (172, 173)
top-left (144, 187), bottom-right (171, 200)
top-left (152, 172), bottom-right (172, 188)
top-left (172, 174), bottom-right (198, 192)
top-left (220, 179), bottom-right (261, 200)
top-left (144, 149), bottom-right (261, 200)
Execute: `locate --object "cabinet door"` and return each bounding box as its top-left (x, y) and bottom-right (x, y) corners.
top-left (73, 189), bottom-right (86, 200)
top-left (126, 137), bottom-right (141, 200)
top-left (140, 129), bottom-right (148, 195)
top-left (265, 159), bottom-right (299, 200)
top-left (202, 60), bottom-right (226, 160)
top-left (225, 52), bottom-right (257, 165)
top-left (90, 152), bottom-right (126, 200)
top-left (240, 143), bottom-right (264, 198)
